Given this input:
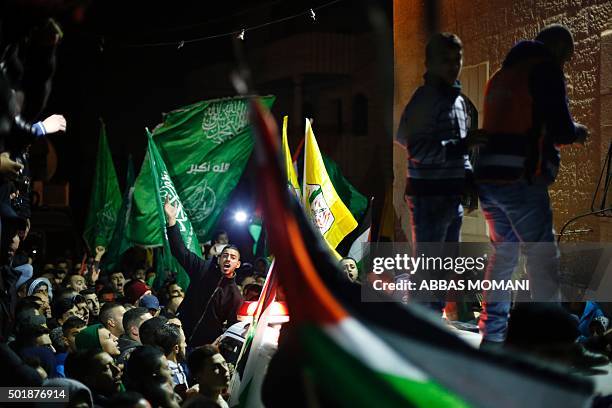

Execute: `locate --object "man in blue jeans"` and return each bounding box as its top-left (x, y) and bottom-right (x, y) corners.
top-left (475, 25), bottom-right (588, 346)
top-left (396, 33), bottom-right (483, 311)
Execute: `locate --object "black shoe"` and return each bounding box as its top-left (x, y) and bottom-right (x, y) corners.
top-left (480, 338), bottom-right (504, 350)
top-left (566, 343), bottom-right (609, 369)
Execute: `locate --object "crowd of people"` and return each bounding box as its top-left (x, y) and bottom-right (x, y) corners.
top-left (0, 200), bottom-right (271, 407)
top-left (0, 8), bottom-right (275, 406)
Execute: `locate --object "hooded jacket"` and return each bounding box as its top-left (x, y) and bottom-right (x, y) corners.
top-left (475, 40), bottom-right (579, 184)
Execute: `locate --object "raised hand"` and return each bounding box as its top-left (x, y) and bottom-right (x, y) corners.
top-left (164, 196), bottom-right (177, 227)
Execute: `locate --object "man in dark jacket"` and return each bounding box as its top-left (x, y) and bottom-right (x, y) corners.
top-left (475, 25), bottom-right (588, 346)
top-left (164, 198), bottom-right (243, 347)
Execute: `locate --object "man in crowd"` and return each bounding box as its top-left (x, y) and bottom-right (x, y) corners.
top-left (52, 298), bottom-right (81, 327)
top-left (340, 257), bottom-right (359, 282)
top-left (187, 345), bottom-right (230, 408)
top-left (124, 346), bottom-right (180, 408)
top-left (117, 307), bottom-right (151, 365)
top-left (65, 349), bottom-right (122, 407)
top-left (155, 323), bottom-right (188, 389)
top-left (139, 294), bottom-right (161, 317)
top-left (99, 302), bottom-right (126, 340)
top-left (109, 271), bottom-right (126, 298)
top-left (81, 288), bottom-right (100, 323)
top-left (65, 273), bottom-right (87, 293)
top-left (75, 323), bottom-right (120, 359)
top-left (61, 316), bottom-right (86, 354)
top-left (164, 198), bottom-right (242, 346)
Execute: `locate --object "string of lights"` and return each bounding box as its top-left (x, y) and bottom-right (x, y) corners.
top-left (119, 0), bottom-right (344, 49)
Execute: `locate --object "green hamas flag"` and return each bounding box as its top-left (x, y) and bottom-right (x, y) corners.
top-left (128, 131), bottom-right (201, 290)
top-left (103, 156), bottom-right (136, 272)
top-left (83, 121), bottom-right (122, 251)
top-left (152, 95), bottom-right (275, 242)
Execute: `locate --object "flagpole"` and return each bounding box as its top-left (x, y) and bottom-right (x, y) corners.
top-left (145, 128), bottom-right (174, 287)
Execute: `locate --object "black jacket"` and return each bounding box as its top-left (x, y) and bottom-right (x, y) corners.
top-left (168, 225), bottom-right (243, 346)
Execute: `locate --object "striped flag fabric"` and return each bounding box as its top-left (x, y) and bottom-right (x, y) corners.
top-left (248, 97), bottom-right (594, 408)
top-left (281, 116), bottom-right (301, 199)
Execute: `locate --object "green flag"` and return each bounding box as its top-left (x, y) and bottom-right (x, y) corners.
top-left (128, 131), bottom-right (202, 290)
top-left (83, 121), bottom-right (122, 251)
top-left (103, 155), bottom-right (136, 272)
top-left (133, 131), bottom-right (202, 290)
top-left (152, 95), bottom-right (275, 242)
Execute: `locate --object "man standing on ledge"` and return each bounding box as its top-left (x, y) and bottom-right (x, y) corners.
top-left (475, 25), bottom-right (588, 347)
top-left (164, 198), bottom-right (243, 347)
top-left (396, 32), bottom-right (484, 311)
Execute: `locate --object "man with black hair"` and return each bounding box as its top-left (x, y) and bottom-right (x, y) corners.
top-left (99, 302), bottom-right (126, 339)
top-left (164, 199), bottom-right (243, 347)
top-left (124, 346), bottom-right (180, 408)
top-left (61, 316), bottom-right (86, 353)
top-left (155, 324), bottom-right (188, 388)
top-left (138, 316), bottom-right (168, 347)
top-left (65, 349), bottom-right (122, 406)
top-left (52, 297), bottom-right (79, 327)
top-left (12, 323), bottom-right (53, 355)
top-left (187, 345), bottom-right (230, 408)
top-left (109, 271), bottom-right (126, 297)
top-left (117, 307), bottom-right (151, 365)
top-left (81, 287), bottom-right (100, 322)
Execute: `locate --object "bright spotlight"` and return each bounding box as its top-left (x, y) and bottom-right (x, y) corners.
top-left (234, 210), bottom-right (248, 223)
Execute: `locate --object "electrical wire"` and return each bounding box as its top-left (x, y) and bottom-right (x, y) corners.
top-left (120, 0), bottom-right (345, 49)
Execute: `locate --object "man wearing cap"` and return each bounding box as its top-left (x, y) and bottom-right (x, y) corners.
top-left (164, 198), bottom-right (243, 347)
top-left (139, 294), bottom-right (161, 317)
top-left (124, 280), bottom-right (151, 306)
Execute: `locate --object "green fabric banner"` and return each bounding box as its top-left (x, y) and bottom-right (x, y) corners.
top-left (83, 121), bottom-right (122, 251)
top-left (102, 155), bottom-right (136, 272)
top-left (152, 95), bottom-right (275, 242)
top-left (128, 131), bottom-right (202, 290)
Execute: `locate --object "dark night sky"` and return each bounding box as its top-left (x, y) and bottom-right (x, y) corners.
top-left (32, 0), bottom-right (392, 258)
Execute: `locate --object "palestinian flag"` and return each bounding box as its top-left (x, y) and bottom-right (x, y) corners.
top-left (248, 98), bottom-right (594, 408)
top-left (229, 260), bottom-right (278, 406)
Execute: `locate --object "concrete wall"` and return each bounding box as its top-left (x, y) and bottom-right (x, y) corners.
top-left (394, 0), bottom-right (612, 242)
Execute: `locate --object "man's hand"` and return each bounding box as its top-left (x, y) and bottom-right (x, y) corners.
top-left (465, 129), bottom-right (488, 150)
top-left (574, 123), bottom-right (589, 145)
top-left (42, 114), bottom-right (67, 134)
top-left (94, 246), bottom-right (106, 262)
top-left (86, 264), bottom-right (100, 285)
top-left (164, 196), bottom-right (177, 227)
top-left (0, 152), bottom-right (23, 178)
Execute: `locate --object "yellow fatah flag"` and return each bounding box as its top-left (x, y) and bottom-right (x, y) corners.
top-left (303, 119), bottom-right (357, 250)
top-left (282, 116), bottom-right (301, 198)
